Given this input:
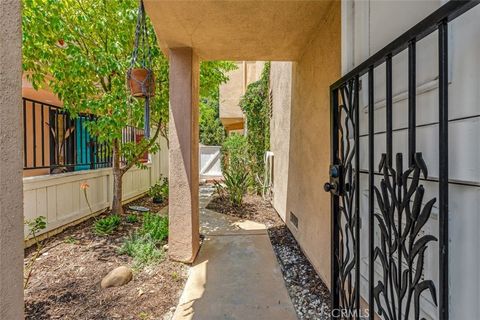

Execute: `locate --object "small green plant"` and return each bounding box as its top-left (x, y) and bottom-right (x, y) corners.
top-left (171, 271), bottom-right (179, 281)
top-left (126, 214), bottom-right (138, 224)
top-left (148, 176), bottom-right (169, 203)
top-left (119, 234), bottom-right (165, 267)
top-left (24, 216), bottom-right (47, 289)
top-left (223, 165), bottom-right (250, 206)
top-left (120, 213), bottom-right (169, 268)
top-left (93, 215), bottom-right (121, 236)
top-left (64, 236), bottom-right (78, 244)
top-left (25, 216), bottom-right (47, 234)
top-left (140, 213), bottom-right (169, 242)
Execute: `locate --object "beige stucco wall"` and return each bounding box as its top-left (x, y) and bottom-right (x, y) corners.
top-left (0, 0), bottom-right (24, 318)
top-left (219, 61), bottom-right (265, 132)
top-left (270, 2), bottom-right (340, 286)
top-left (219, 62), bottom-right (245, 120)
top-left (269, 62), bottom-right (292, 221)
top-left (245, 61), bottom-right (265, 86)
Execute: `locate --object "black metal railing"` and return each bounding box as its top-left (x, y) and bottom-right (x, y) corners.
top-left (327, 1), bottom-right (480, 320)
top-left (23, 98), bottom-right (145, 174)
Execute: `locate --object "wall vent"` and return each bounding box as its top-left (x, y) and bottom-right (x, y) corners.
top-left (289, 211), bottom-right (299, 228)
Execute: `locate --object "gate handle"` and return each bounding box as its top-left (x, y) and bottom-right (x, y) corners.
top-left (324, 182), bottom-right (336, 192)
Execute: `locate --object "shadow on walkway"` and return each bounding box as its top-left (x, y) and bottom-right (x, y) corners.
top-left (172, 187), bottom-right (297, 320)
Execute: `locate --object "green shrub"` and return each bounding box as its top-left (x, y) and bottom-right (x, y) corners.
top-left (140, 213), bottom-right (168, 242)
top-left (221, 133), bottom-right (248, 171)
top-left (119, 234), bottom-right (164, 267)
top-left (223, 165), bottom-right (250, 206)
top-left (93, 215), bottom-right (121, 236)
top-left (220, 134), bottom-right (251, 205)
top-left (119, 213), bottom-right (168, 268)
top-left (125, 214), bottom-right (138, 223)
top-left (148, 176), bottom-right (169, 203)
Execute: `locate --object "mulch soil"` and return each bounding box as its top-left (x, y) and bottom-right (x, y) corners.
top-left (206, 194), bottom-right (283, 228)
top-left (207, 193), bottom-right (332, 320)
top-left (24, 196), bottom-right (188, 320)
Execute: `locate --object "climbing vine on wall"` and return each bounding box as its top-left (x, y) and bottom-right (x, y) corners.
top-left (239, 62), bottom-right (271, 193)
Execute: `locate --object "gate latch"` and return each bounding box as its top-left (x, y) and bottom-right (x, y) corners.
top-left (324, 164), bottom-right (344, 196)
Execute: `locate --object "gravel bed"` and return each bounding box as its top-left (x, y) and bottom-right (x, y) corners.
top-left (268, 225), bottom-right (331, 319)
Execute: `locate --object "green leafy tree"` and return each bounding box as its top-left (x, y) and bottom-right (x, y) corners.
top-left (239, 62), bottom-right (271, 193)
top-left (199, 90), bottom-right (225, 146)
top-left (23, 0), bottom-right (235, 214)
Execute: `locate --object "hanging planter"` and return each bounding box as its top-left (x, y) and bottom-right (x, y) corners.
top-left (127, 67), bottom-right (155, 98)
top-left (127, 0), bottom-right (154, 137)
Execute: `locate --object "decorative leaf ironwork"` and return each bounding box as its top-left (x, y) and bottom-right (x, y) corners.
top-left (336, 79), bottom-right (359, 316)
top-left (373, 152), bottom-right (438, 320)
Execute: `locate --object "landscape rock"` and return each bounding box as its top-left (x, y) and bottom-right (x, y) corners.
top-left (268, 225), bottom-right (331, 320)
top-left (101, 266), bottom-right (133, 288)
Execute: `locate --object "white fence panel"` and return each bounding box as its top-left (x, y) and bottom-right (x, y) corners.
top-left (24, 165), bottom-right (152, 237)
top-left (199, 145), bottom-right (222, 179)
top-left (23, 135), bottom-right (169, 238)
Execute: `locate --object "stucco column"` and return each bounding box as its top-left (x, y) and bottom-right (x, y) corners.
top-left (168, 48), bottom-right (200, 263)
top-left (0, 0), bottom-right (24, 318)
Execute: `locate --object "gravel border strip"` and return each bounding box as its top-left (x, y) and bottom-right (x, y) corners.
top-left (268, 225), bottom-right (332, 320)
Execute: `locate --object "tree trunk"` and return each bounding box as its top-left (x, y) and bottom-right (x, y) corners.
top-left (111, 138), bottom-right (124, 215)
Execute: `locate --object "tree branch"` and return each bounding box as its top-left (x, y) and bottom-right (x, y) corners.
top-left (159, 122), bottom-right (169, 148)
top-left (99, 77), bottom-right (109, 93)
top-left (120, 116), bottom-right (164, 174)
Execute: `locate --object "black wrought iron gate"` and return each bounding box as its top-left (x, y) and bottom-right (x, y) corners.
top-left (326, 1), bottom-right (479, 319)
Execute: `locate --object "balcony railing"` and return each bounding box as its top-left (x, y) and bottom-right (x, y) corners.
top-left (23, 98), bottom-right (145, 174)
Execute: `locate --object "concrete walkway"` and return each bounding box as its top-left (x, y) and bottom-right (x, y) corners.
top-left (172, 187), bottom-right (297, 320)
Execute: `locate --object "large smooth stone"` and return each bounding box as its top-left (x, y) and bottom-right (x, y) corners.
top-left (101, 266), bottom-right (133, 289)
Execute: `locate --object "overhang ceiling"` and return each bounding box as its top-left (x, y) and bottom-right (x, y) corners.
top-left (221, 117), bottom-right (245, 131)
top-left (144, 0), bottom-right (334, 61)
